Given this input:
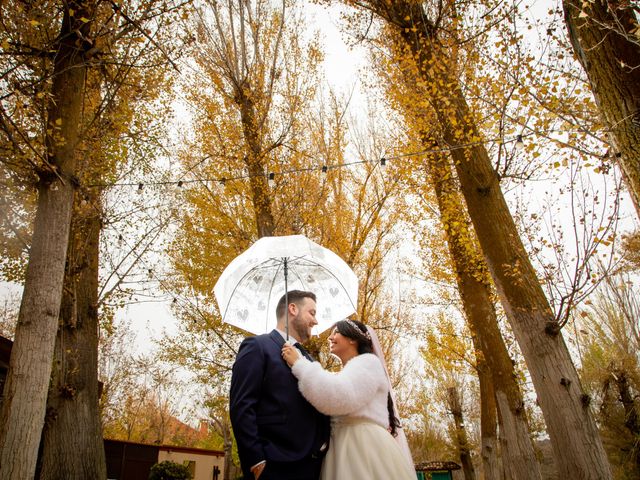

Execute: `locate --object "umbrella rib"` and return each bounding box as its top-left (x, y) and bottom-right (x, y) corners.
top-left (264, 260), bottom-right (284, 333)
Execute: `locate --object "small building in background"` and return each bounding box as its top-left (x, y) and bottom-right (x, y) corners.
top-left (158, 443), bottom-right (224, 480)
top-left (415, 461), bottom-right (462, 480)
top-left (105, 438), bottom-right (224, 480)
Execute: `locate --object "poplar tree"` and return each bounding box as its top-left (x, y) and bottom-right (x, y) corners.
top-left (0, 2), bottom-right (99, 476)
top-left (0, 0), bottom-right (187, 476)
top-left (338, 0), bottom-right (613, 477)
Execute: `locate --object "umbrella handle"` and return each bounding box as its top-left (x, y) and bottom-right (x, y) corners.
top-left (284, 257), bottom-right (289, 341)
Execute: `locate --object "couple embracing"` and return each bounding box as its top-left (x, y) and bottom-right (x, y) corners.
top-left (229, 290), bottom-right (415, 480)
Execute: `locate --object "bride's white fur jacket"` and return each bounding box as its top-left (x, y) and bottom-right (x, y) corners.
top-left (291, 353), bottom-right (390, 428)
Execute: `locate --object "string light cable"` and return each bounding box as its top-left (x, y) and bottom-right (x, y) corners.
top-left (85, 131), bottom-right (552, 191)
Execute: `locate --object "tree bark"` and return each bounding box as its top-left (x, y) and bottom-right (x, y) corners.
top-left (612, 367), bottom-right (640, 475)
top-left (237, 87), bottom-right (275, 238)
top-left (423, 151), bottom-right (541, 479)
top-left (36, 190), bottom-right (106, 479)
top-left (563, 0), bottom-right (640, 219)
top-left (478, 366), bottom-right (502, 480)
top-left (353, 1), bottom-right (612, 478)
top-left (447, 386), bottom-right (477, 480)
top-left (222, 422), bottom-right (233, 480)
top-left (0, 2), bottom-right (95, 478)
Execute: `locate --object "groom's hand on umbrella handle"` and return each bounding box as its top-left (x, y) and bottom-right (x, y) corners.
top-left (282, 343), bottom-right (301, 367)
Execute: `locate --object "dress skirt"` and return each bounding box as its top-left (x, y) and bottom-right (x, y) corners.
top-left (320, 417), bottom-right (416, 480)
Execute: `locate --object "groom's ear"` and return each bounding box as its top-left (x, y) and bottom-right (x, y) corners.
top-left (288, 302), bottom-right (298, 316)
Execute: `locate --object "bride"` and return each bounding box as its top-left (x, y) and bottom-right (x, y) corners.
top-left (282, 319), bottom-right (415, 480)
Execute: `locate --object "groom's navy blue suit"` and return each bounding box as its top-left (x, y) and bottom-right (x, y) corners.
top-left (230, 330), bottom-right (330, 480)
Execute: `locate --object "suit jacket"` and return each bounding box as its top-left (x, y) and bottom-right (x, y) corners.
top-left (229, 330), bottom-right (330, 478)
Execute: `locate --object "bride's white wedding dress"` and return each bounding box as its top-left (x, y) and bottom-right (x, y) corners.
top-left (291, 353), bottom-right (416, 480)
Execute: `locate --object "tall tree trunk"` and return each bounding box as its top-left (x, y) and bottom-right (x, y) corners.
top-left (612, 367), bottom-right (640, 476)
top-left (447, 386), bottom-right (476, 480)
top-left (0, 2), bottom-right (95, 478)
top-left (354, 1), bottom-right (612, 477)
top-left (563, 0), bottom-right (640, 219)
top-left (423, 150), bottom-right (541, 479)
top-left (237, 88), bottom-right (275, 238)
top-left (424, 155), bottom-right (540, 480)
top-left (222, 422), bottom-right (233, 480)
top-left (435, 70), bottom-right (610, 480)
top-left (478, 366), bottom-right (502, 480)
top-left (36, 190), bottom-right (106, 479)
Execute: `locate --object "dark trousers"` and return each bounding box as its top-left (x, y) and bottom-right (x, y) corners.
top-left (253, 456), bottom-right (323, 480)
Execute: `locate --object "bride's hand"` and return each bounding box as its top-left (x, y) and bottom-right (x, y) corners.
top-left (281, 344), bottom-right (301, 367)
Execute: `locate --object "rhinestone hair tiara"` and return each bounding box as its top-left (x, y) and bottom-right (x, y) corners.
top-left (344, 319), bottom-right (371, 340)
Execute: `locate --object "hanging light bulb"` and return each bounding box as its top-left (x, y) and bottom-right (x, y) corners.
top-left (515, 134), bottom-right (524, 150)
top-left (268, 172), bottom-right (275, 187)
top-left (321, 165), bottom-right (328, 173)
top-left (137, 183), bottom-right (144, 193)
top-left (219, 177), bottom-right (226, 186)
top-left (380, 157), bottom-right (387, 166)
top-left (177, 180), bottom-right (183, 188)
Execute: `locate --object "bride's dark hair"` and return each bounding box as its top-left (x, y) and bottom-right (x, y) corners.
top-left (333, 319), bottom-right (401, 436)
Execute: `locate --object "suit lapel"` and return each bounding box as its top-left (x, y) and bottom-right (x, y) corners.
top-left (269, 329), bottom-right (285, 348)
top-left (269, 330), bottom-right (315, 361)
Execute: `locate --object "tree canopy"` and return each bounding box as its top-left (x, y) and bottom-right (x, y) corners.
top-left (0, 0), bottom-right (638, 479)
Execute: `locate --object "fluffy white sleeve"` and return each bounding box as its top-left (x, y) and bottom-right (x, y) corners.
top-left (291, 354), bottom-right (386, 416)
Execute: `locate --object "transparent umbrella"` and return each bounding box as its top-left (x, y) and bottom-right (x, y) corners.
top-left (214, 235), bottom-right (358, 337)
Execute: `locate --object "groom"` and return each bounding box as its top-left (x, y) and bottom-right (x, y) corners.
top-left (230, 290), bottom-right (330, 480)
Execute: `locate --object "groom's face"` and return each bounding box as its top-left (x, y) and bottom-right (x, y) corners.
top-left (290, 297), bottom-right (317, 343)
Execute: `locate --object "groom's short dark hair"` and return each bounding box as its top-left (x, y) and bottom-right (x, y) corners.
top-left (276, 290), bottom-right (316, 320)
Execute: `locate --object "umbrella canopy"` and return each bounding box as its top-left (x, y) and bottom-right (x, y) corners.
top-left (214, 235), bottom-right (358, 335)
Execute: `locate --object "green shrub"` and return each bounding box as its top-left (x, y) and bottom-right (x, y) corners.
top-left (148, 460), bottom-right (193, 480)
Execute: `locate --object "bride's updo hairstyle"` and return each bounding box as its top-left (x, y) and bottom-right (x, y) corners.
top-left (332, 319), bottom-right (401, 436)
top-left (333, 319), bottom-right (373, 354)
